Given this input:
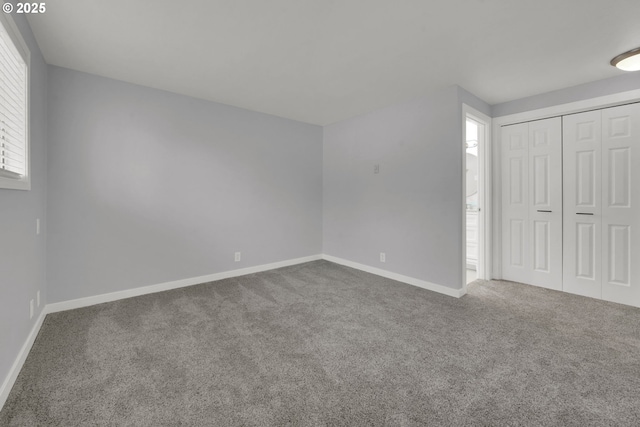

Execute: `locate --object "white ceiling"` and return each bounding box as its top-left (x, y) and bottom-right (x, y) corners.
top-left (27, 0), bottom-right (640, 125)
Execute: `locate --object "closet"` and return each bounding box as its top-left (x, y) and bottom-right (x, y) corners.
top-left (501, 102), bottom-right (640, 307)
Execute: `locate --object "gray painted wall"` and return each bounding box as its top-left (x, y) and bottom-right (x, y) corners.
top-left (492, 73), bottom-right (640, 117)
top-left (0, 11), bottom-right (47, 394)
top-left (46, 66), bottom-right (323, 303)
top-left (323, 86), bottom-right (487, 289)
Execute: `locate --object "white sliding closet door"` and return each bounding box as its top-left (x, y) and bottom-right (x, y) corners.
top-left (502, 103), bottom-right (640, 307)
top-left (601, 103), bottom-right (640, 306)
top-left (563, 111), bottom-right (603, 299)
top-left (528, 118), bottom-right (563, 289)
top-left (501, 118), bottom-right (562, 289)
top-left (564, 104), bottom-right (640, 306)
top-left (502, 123), bottom-right (529, 284)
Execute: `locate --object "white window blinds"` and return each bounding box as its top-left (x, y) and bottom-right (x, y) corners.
top-left (0, 19), bottom-right (27, 180)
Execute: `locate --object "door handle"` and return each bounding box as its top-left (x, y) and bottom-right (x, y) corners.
top-left (576, 213), bottom-right (594, 215)
top-left (537, 210), bottom-right (552, 213)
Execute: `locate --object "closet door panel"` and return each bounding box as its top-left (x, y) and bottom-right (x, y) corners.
top-left (528, 118), bottom-right (563, 290)
top-left (563, 111), bottom-right (602, 299)
top-left (502, 123), bottom-right (529, 283)
top-left (575, 222), bottom-right (597, 280)
top-left (601, 103), bottom-right (640, 307)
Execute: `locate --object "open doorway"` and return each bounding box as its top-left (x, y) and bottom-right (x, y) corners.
top-left (466, 118), bottom-right (481, 283)
top-left (463, 107), bottom-right (491, 286)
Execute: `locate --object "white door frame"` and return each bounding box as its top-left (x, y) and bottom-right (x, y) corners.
top-left (463, 104), bottom-right (492, 288)
top-left (492, 89), bottom-right (640, 280)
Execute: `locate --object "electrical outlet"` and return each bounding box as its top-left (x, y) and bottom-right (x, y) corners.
top-left (374, 164), bottom-right (380, 174)
top-left (36, 218), bottom-right (40, 235)
top-left (29, 299), bottom-right (34, 319)
top-left (380, 252), bottom-right (386, 263)
top-left (37, 290), bottom-right (40, 307)
top-left (234, 252), bottom-right (241, 262)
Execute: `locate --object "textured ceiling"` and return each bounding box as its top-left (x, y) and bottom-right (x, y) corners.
top-left (27, 0), bottom-right (640, 125)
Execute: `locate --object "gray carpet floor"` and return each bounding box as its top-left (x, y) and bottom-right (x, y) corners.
top-left (1, 260), bottom-right (640, 426)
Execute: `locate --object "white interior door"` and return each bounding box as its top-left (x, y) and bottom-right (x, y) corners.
top-left (601, 103), bottom-right (640, 307)
top-left (501, 103), bottom-right (640, 307)
top-left (501, 118), bottom-right (562, 289)
top-left (501, 123), bottom-right (529, 284)
top-left (528, 118), bottom-right (563, 290)
top-left (563, 111), bottom-right (602, 299)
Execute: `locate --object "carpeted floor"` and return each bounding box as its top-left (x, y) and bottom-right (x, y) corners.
top-left (2, 260), bottom-right (640, 426)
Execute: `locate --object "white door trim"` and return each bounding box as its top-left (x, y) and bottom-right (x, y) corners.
top-left (492, 88), bottom-right (640, 280)
top-left (463, 104), bottom-right (492, 288)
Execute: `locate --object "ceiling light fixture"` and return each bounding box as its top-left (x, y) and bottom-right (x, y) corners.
top-left (611, 47), bottom-right (640, 71)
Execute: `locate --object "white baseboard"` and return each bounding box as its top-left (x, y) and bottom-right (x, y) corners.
top-left (0, 307), bottom-right (47, 411)
top-left (322, 254), bottom-right (466, 298)
top-left (46, 254), bottom-right (322, 314)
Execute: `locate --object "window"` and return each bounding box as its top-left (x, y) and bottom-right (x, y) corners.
top-left (0, 12), bottom-right (29, 190)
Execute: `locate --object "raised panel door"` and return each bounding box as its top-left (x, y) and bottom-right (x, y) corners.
top-left (528, 118), bottom-right (562, 290)
top-left (502, 123), bottom-right (529, 283)
top-left (601, 103), bottom-right (640, 307)
top-left (563, 111), bottom-right (602, 299)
